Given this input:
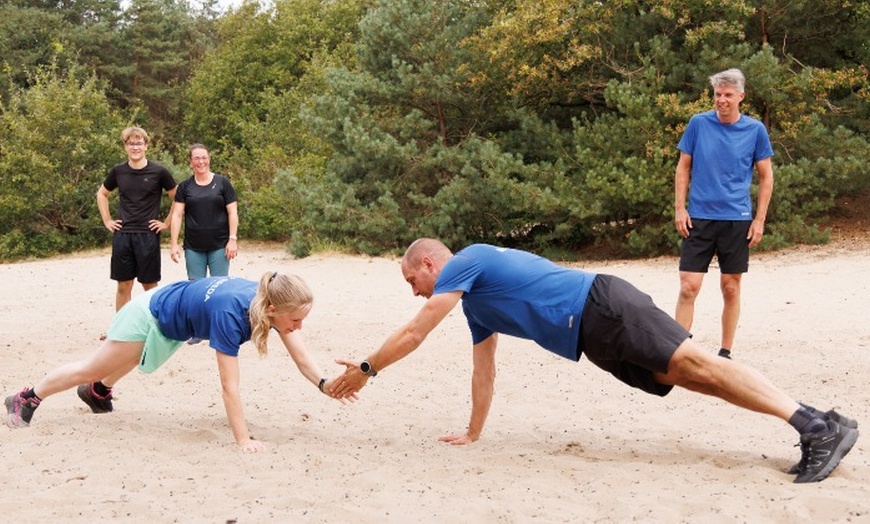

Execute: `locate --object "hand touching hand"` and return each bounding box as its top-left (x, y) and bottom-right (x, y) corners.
top-left (329, 359), bottom-right (370, 398)
top-left (321, 377), bottom-right (359, 404)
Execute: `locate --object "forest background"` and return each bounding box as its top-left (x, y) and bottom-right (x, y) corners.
top-left (0, 0), bottom-right (868, 261)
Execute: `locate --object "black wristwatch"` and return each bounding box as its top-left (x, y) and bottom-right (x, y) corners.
top-left (360, 360), bottom-right (378, 377)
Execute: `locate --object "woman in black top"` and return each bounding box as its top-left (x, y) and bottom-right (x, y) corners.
top-left (170, 144), bottom-right (239, 279)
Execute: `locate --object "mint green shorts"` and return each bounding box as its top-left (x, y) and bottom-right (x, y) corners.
top-left (105, 288), bottom-right (184, 374)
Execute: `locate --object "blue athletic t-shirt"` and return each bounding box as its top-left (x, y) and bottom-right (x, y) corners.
top-left (677, 111), bottom-right (773, 220)
top-left (433, 244), bottom-right (596, 361)
top-left (149, 276), bottom-right (256, 356)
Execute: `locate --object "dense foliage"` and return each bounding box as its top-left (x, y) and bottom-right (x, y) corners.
top-left (1, 0), bottom-right (867, 260)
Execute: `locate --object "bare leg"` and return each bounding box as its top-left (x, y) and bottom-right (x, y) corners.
top-left (115, 280), bottom-right (135, 311)
top-left (655, 339), bottom-right (798, 421)
top-left (141, 281), bottom-right (158, 292)
top-left (31, 340), bottom-right (144, 399)
top-left (720, 273), bottom-right (742, 351)
top-left (101, 357), bottom-right (140, 388)
top-left (675, 271), bottom-right (704, 331)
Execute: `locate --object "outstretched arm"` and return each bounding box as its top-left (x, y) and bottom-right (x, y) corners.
top-left (215, 350), bottom-right (266, 453)
top-left (277, 330), bottom-right (355, 404)
top-left (439, 333), bottom-right (497, 445)
top-left (331, 291), bottom-right (462, 397)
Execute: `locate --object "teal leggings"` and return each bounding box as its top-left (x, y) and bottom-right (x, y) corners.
top-left (184, 248), bottom-right (230, 279)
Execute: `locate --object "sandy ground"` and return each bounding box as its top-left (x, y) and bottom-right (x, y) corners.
top-left (1, 239), bottom-right (868, 523)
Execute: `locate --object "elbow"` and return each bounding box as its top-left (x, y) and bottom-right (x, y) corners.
top-left (401, 323), bottom-right (429, 350)
top-left (220, 379), bottom-right (240, 399)
top-left (406, 330), bottom-right (427, 351)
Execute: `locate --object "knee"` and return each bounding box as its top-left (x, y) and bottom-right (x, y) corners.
top-left (678, 279), bottom-right (701, 300)
top-left (667, 341), bottom-right (718, 385)
top-left (720, 280), bottom-right (741, 301)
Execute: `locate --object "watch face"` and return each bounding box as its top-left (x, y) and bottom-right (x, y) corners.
top-left (361, 361), bottom-right (370, 373)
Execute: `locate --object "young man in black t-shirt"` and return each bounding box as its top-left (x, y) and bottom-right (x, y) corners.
top-left (96, 127), bottom-right (177, 312)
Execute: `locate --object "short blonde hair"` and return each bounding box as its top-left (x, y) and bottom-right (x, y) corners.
top-left (248, 272), bottom-right (314, 356)
top-left (121, 126), bottom-right (150, 145)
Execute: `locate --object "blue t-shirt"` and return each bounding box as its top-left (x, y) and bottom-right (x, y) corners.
top-left (433, 244), bottom-right (596, 361)
top-left (677, 111), bottom-right (773, 220)
top-left (149, 276), bottom-right (256, 356)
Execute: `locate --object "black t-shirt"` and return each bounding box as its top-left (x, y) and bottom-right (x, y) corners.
top-left (174, 174), bottom-right (238, 251)
top-left (103, 161), bottom-right (177, 232)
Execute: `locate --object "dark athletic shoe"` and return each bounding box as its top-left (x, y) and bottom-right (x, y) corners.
top-left (77, 383), bottom-right (114, 413)
top-left (787, 409), bottom-right (859, 474)
top-left (814, 407), bottom-right (858, 429)
top-left (793, 419), bottom-right (859, 483)
top-left (717, 348), bottom-right (732, 359)
top-left (5, 389), bottom-right (41, 428)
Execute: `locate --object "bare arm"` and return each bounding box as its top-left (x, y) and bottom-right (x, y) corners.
top-left (96, 185), bottom-right (122, 232)
top-left (278, 330), bottom-right (323, 386)
top-left (276, 330), bottom-right (353, 402)
top-left (748, 157), bottom-right (774, 248)
top-left (225, 201), bottom-right (239, 260)
top-left (330, 291), bottom-right (463, 397)
top-left (149, 186), bottom-right (177, 233)
top-left (215, 350), bottom-right (266, 452)
top-left (169, 201), bottom-right (185, 263)
top-left (674, 152), bottom-right (693, 238)
top-left (439, 334), bottom-right (497, 445)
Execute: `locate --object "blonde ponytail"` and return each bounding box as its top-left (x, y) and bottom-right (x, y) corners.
top-left (249, 272), bottom-right (314, 356)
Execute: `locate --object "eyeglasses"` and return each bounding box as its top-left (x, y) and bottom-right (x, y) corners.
top-left (125, 142), bottom-right (146, 148)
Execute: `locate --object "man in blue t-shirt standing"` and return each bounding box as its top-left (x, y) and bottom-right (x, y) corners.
top-left (674, 69), bottom-right (774, 360)
top-left (331, 238), bottom-right (857, 484)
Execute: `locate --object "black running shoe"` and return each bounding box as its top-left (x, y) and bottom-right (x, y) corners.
top-left (4, 388), bottom-right (41, 428)
top-left (787, 408), bottom-right (859, 474)
top-left (717, 348), bottom-right (732, 359)
top-left (813, 406), bottom-right (858, 429)
top-left (793, 419), bottom-right (859, 483)
top-left (77, 383), bottom-right (114, 413)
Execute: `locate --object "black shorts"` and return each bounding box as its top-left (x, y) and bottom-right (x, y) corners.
top-left (110, 232), bottom-right (161, 284)
top-left (578, 275), bottom-right (690, 396)
top-left (679, 219), bottom-right (750, 274)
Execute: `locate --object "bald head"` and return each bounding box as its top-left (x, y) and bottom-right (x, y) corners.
top-left (400, 239), bottom-right (454, 298)
top-left (402, 238), bottom-right (453, 268)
